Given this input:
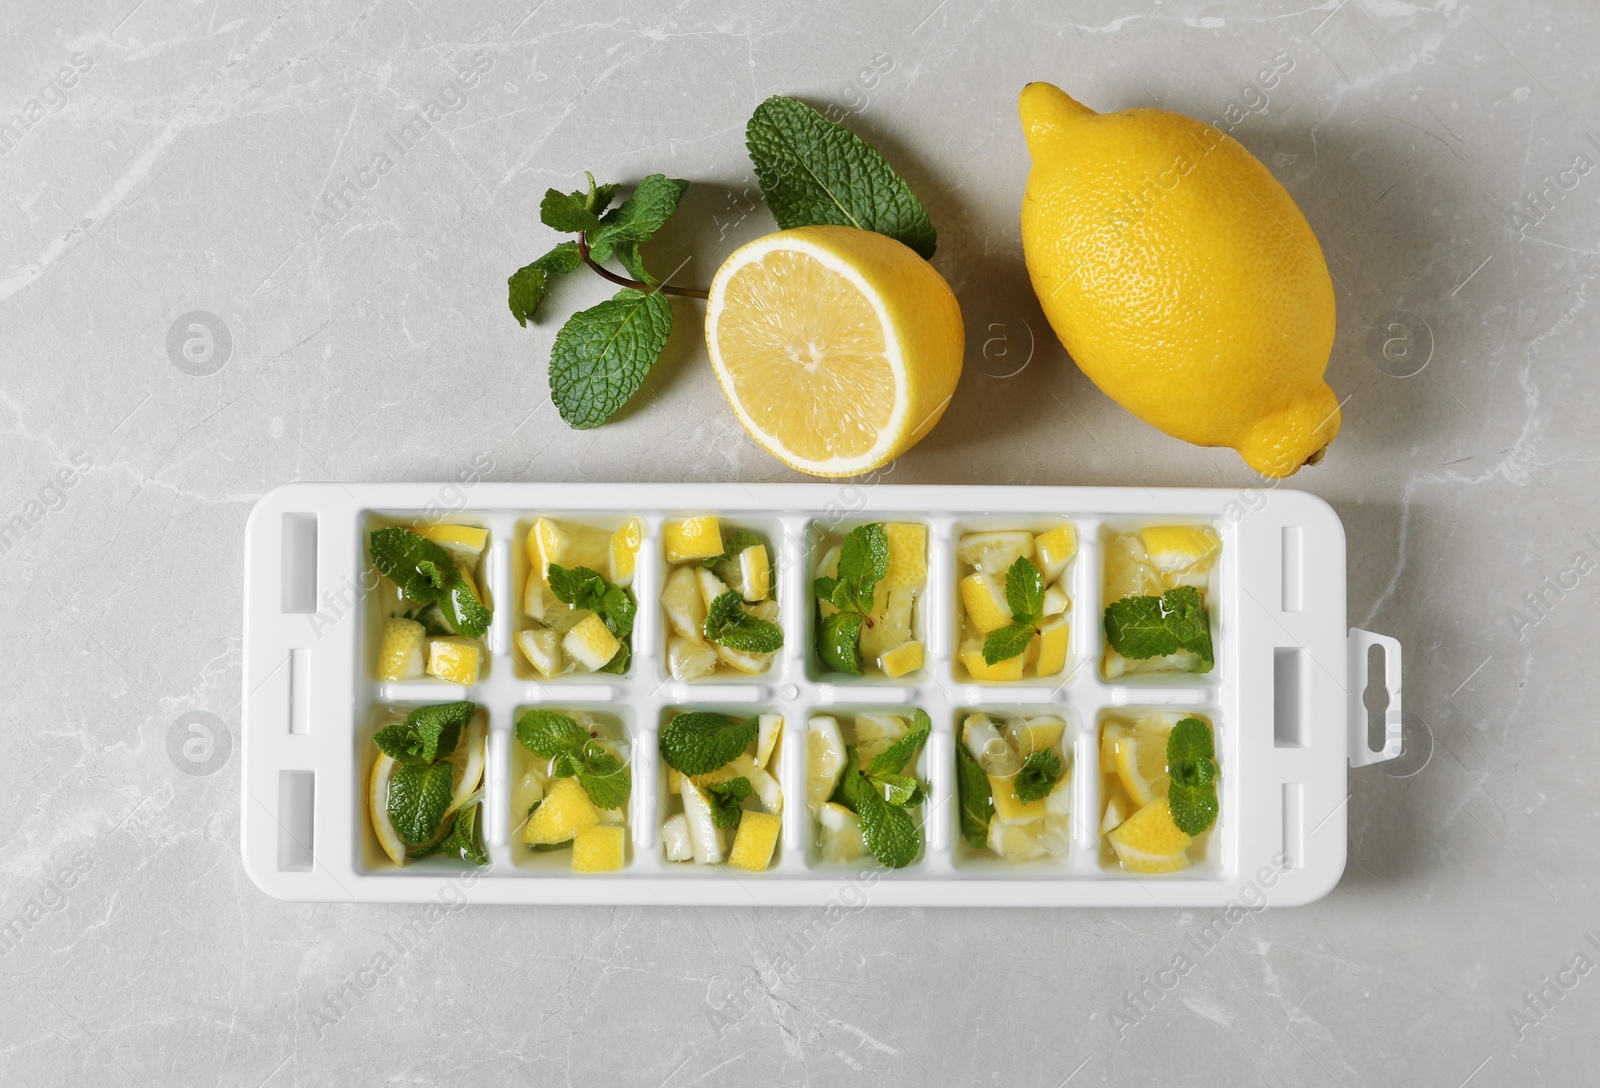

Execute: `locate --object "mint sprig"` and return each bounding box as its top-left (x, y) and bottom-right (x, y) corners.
top-left (747, 96), bottom-right (936, 259)
top-left (509, 98), bottom-right (939, 432)
top-left (1013, 749), bottom-right (1063, 804)
top-left (833, 711), bottom-right (929, 869)
top-left (1166, 717), bottom-right (1218, 835)
top-left (514, 709), bottom-right (630, 810)
top-left (659, 712), bottom-right (758, 776)
top-left (813, 523), bottom-right (888, 673)
top-left (981, 556), bottom-right (1046, 666)
top-left (1103, 585), bottom-right (1214, 671)
top-left (704, 590), bottom-right (783, 654)
top-left (374, 701), bottom-right (475, 766)
top-left (370, 527), bottom-right (491, 639)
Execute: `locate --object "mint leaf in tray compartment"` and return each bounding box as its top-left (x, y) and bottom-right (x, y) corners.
top-left (659, 711), bottom-right (759, 776)
top-left (1103, 585), bottom-right (1214, 672)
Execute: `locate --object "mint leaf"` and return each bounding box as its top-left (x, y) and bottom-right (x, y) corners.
top-left (955, 743), bottom-right (992, 849)
top-left (1013, 749), bottom-right (1063, 804)
top-left (813, 576), bottom-right (839, 603)
top-left (1165, 718), bottom-right (1217, 834)
top-left (370, 527), bottom-right (457, 606)
top-left (547, 563), bottom-right (606, 608)
top-left (1004, 556), bottom-right (1045, 625)
top-left (705, 777), bottom-right (752, 829)
top-left (386, 760), bottom-right (455, 846)
top-left (854, 766), bottom-right (921, 868)
top-left (703, 590), bottom-right (783, 653)
top-left (866, 710), bottom-right (930, 776)
top-left (516, 708), bottom-right (586, 759)
top-left (1161, 586), bottom-right (1214, 668)
top-left (508, 242), bottom-right (581, 327)
top-left (818, 610), bottom-right (865, 674)
top-left (1104, 588), bottom-right (1213, 671)
top-left (541, 187), bottom-right (602, 233)
top-left (833, 523), bottom-right (888, 615)
top-left (598, 583), bottom-right (637, 638)
top-left (871, 772), bottom-right (922, 807)
top-left (832, 744), bottom-right (861, 809)
top-left (549, 288), bottom-right (673, 430)
top-left (659, 712), bottom-right (758, 776)
top-left (375, 703), bottom-right (472, 767)
top-left (982, 622), bottom-right (1034, 666)
top-left (588, 174), bottom-right (690, 265)
top-left (746, 96), bottom-right (936, 259)
top-left (576, 742), bottom-right (630, 809)
top-left (1168, 784), bottom-right (1218, 835)
top-left (1167, 717), bottom-right (1215, 766)
top-left (440, 568), bottom-right (492, 639)
top-left (414, 798), bottom-right (488, 865)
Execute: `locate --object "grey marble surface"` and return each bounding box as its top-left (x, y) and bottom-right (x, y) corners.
top-left (2, 0), bottom-right (1597, 1084)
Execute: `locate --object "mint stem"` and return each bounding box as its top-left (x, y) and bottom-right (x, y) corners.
top-left (576, 236), bottom-right (709, 300)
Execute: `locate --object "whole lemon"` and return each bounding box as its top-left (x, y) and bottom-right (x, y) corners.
top-left (1018, 82), bottom-right (1339, 477)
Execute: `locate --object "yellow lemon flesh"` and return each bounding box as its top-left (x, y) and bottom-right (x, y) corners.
top-left (1018, 83), bottom-right (1339, 478)
top-left (705, 225), bottom-right (963, 478)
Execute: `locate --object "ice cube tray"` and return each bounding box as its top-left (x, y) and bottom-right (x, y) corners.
top-left (241, 482), bottom-right (1402, 907)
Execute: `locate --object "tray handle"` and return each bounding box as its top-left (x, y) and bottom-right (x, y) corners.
top-left (1347, 628), bottom-right (1403, 767)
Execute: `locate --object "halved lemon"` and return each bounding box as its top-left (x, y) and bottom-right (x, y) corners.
top-left (705, 225), bottom-right (963, 477)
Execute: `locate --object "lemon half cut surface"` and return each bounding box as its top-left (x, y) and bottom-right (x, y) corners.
top-left (705, 225), bottom-right (963, 477)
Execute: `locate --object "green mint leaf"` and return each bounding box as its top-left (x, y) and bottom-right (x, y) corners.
top-left (587, 174), bottom-right (690, 264)
top-left (440, 568), bottom-right (492, 639)
top-left (812, 576), bottom-right (839, 603)
top-left (370, 527), bottom-right (457, 606)
top-left (1013, 749), bottom-right (1063, 804)
top-left (373, 725), bottom-right (420, 763)
top-left (541, 187), bottom-right (602, 233)
top-left (599, 583), bottom-right (637, 638)
top-left (982, 622), bottom-right (1034, 665)
top-left (583, 174), bottom-right (619, 216)
top-left (866, 711), bottom-right (930, 776)
top-left (507, 242), bottom-right (582, 327)
top-left (818, 610), bottom-right (865, 674)
top-left (659, 712), bottom-right (758, 776)
top-left (955, 743), bottom-right (992, 849)
top-left (834, 523), bottom-right (888, 614)
top-left (1168, 784), bottom-right (1218, 836)
top-left (403, 701), bottom-right (475, 763)
top-left (705, 776), bottom-right (753, 829)
top-left (609, 240), bottom-right (653, 285)
top-left (516, 708), bottom-right (587, 759)
top-left (1103, 595), bottom-right (1180, 660)
top-left (869, 771), bottom-right (921, 807)
top-left (549, 288), bottom-right (673, 429)
top-left (413, 797), bottom-right (488, 865)
top-left (1161, 586), bottom-right (1214, 669)
top-left (854, 766), bottom-right (921, 869)
top-left (1167, 717), bottom-right (1215, 766)
top-left (746, 96), bottom-right (937, 259)
top-left (832, 744), bottom-right (861, 810)
top-left (1004, 556), bottom-right (1045, 625)
top-left (386, 760), bottom-right (455, 846)
top-left (576, 743), bottom-right (630, 809)
top-left (598, 639), bottom-right (631, 675)
top-left (546, 563), bottom-right (606, 609)
top-left (703, 590), bottom-right (784, 653)
top-left (1103, 588), bottom-right (1214, 670)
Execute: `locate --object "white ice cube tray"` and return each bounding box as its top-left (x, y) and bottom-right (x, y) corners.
top-left (241, 482), bottom-right (1402, 907)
